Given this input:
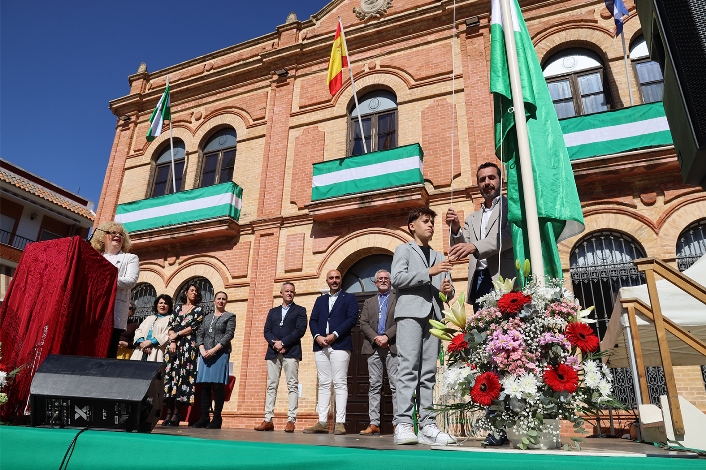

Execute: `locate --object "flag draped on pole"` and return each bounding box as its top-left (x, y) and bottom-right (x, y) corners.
top-left (326, 22), bottom-right (348, 96)
top-left (604, 0), bottom-right (629, 36)
top-left (490, 0), bottom-right (584, 281)
top-left (146, 84), bottom-right (171, 142)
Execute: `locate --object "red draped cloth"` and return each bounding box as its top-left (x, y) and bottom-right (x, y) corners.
top-left (0, 236), bottom-right (117, 421)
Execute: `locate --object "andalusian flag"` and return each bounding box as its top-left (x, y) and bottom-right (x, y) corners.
top-left (490, 0), bottom-right (584, 281)
top-left (326, 22), bottom-right (348, 96)
top-left (146, 85), bottom-right (171, 142)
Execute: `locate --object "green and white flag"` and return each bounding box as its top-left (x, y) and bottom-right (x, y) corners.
top-left (490, 0), bottom-right (584, 281)
top-left (146, 85), bottom-right (171, 142)
top-left (561, 102), bottom-right (672, 160)
top-left (311, 143), bottom-right (424, 201)
top-left (115, 182), bottom-right (242, 233)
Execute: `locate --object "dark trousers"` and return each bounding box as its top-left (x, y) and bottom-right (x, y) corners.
top-left (107, 328), bottom-right (123, 358)
top-left (470, 268), bottom-right (493, 313)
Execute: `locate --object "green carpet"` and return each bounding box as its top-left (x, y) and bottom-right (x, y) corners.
top-left (0, 427), bottom-right (703, 470)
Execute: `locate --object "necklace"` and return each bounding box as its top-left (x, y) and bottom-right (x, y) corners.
top-left (209, 311), bottom-right (224, 333)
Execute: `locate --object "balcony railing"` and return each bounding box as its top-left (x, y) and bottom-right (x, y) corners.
top-left (0, 229), bottom-right (34, 251)
top-left (560, 102), bottom-right (673, 161)
top-left (115, 182), bottom-right (243, 233)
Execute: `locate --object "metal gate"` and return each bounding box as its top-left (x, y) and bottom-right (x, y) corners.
top-left (174, 277), bottom-right (215, 317)
top-left (569, 231), bottom-right (667, 407)
top-left (130, 282), bottom-right (157, 323)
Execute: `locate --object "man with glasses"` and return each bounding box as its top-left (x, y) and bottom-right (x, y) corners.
top-left (359, 269), bottom-right (398, 435)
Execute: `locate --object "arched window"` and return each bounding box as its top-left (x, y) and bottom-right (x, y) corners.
top-left (348, 90), bottom-right (398, 156)
top-left (630, 35), bottom-right (664, 104)
top-left (174, 276), bottom-right (215, 317)
top-left (201, 128), bottom-right (236, 187)
top-left (543, 49), bottom-right (611, 119)
top-left (342, 254), bottom-right (393, 293)
top-left (569, 231), bottom-right (646, 339)
top-left (151, 140), bottom-right (186, 197)
top-left (130, 282), bottom-right (157, 323)
top-left (676, 219), bottom-right (706, 271)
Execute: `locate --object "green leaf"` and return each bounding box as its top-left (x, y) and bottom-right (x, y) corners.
top-left (518, 443), bottom-right (527, 450)
top-left (575, 442), bottom-right (581, 451)
top-left (439, 292), bottom-right (447, 303)
top-left (536, 413), bottom-right (543, 421)
top-left (522, 437), bottom-right (530, 445)
top-left (527, 430), bottom-right (538, 437)
top-left (570, 437), bottom-right (584, 442)
top-left (563, 444), bottom-right (570, 451)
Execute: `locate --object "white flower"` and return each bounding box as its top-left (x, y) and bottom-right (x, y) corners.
top-left (584, 370), bottom-right (602, 388)
top-left (502, 376), bottom-right (523, 399)
top-left (598, 379), bottom-right (612, 397)
top-left (583, 360), bottom-right (599, 375)
top-left (601, 363), bottom-right (613, 382)
top-left (441, 364), bottom-right (473, 397)
top-left (518, 373), bottom-right (539, 399)
top-left (0, 371), bottom-right (7, 388)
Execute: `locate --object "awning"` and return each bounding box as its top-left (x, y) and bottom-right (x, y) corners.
top-left (560, 102), bottom-right (673, 161)
top-left (312, 143), bottom-right (424, 201)
top-left (115, 182), bottom-right (242, 233)
top-left (601, 254), bottom-right (706, 367)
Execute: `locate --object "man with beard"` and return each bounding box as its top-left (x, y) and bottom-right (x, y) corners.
top-left (446, 162), bottom-right (515, 312)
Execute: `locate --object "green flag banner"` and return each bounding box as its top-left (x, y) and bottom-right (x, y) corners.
top-left (490, 0), bottom-right (585, 282)
top-left (560, 102), bottom-right (672, 161)
top-left (146, 85), bottom-right (171, 142)
top-left (115, 182), bottom-right (242, 233)
top-left (311, 143), bottom-right (424, 201)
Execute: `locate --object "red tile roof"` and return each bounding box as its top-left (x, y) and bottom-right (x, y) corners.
top-left (0, 167), bottom-right (95, 220)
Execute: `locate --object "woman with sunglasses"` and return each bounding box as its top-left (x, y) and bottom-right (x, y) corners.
top-left (162, 282), bottom-right (204, 426)
top-left (192, 291), bottom-right (235, 429)
top-left (116, 302), bottom-right (139, 359)
top-left (91, 221), bottom-right (139, 358)
top-left (131, 294), bottom-right (173, 361)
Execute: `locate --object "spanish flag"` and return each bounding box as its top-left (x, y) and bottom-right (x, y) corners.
top-left (326, 22), bottom-right (348, 96)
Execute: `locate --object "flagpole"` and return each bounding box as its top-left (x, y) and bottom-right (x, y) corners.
top-left (620, 30), bottom-right (634, 106)
top-left (498, 0), bottom-right (545, 283)
top-left (166, 75), bottom-right (177, 193)
top-left (338, 17), bottom-right (368, 154)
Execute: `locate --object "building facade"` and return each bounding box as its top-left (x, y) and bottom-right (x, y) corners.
top-left (97, 0), bottom-right (706, 430)
top-left (0, 159), bottom-right (94, 300)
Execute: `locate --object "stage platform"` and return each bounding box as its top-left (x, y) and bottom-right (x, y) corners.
top-left (0, 426), bottom-right (702, 470)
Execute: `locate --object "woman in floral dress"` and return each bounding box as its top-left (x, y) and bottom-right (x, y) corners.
top-left (162, 282), bottom-right (204, 426)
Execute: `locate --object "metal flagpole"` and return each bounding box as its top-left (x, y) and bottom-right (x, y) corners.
top-left (620, 30), bottom-right (634, 106)
top-left (166, 75), bottom-right (177, 193)
top-left (498, 0), bottom-right (545, 283)
top-left (338, 16), bottom-right (367, 154)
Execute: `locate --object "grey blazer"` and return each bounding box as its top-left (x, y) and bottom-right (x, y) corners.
top-left (360, 292), bottom-right (397, 355)
top-left (391, 242), bottom-right (454, 321)
top-left (450, 195), bottom-right (515, 300)
top-left (196, 311), bottom-right (236, 353)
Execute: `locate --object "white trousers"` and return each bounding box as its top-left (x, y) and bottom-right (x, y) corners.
top-left (314, 347), bottom-right (351, 423)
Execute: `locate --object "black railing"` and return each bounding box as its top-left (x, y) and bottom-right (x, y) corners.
top-left (0, 229), bottom-right (35, 251)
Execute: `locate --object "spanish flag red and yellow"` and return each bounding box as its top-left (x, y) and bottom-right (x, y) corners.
top-left (326, 22), bottom-right (348, 96)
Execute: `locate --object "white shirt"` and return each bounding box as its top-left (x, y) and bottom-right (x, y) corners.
top-left (281, 303), bottom-right (291, 324)
top-left (476, 196), bottom-right (500, 271)
top-left (327, 291), bottom-right (340, 335)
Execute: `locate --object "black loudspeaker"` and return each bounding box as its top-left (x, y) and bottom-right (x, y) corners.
top-left (636, 0), bottom-right (706, 187)
top-left (30, 355), bottom-right (164, 433)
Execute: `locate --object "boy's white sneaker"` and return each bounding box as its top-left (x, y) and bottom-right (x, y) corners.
top-left (418, 423), bottom-right (457, 445)
top-left (393, 423), bottom-right (418, 445)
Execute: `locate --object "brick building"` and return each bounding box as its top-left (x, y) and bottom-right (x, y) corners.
top-left (97, 0), bottom-right (706, 431)
top-left (0, 159), bottom-right (94, 299)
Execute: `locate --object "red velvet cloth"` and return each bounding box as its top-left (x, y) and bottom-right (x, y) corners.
top-left (0, 236), bottom-right (117, 421)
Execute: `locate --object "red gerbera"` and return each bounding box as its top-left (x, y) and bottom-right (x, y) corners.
top-left (543, 363), bottom-right (579, 393)
top-left (447, 334), bottom-right (468, 353)
top-left (497, 292), bottom-right (532, 315)
top-left (565, 322), bottom-right (600, 353)
top-left (470, 372), bottom-right (501, 406)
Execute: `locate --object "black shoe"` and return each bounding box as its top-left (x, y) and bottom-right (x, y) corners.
top-left (483, 433), bottom-right (509, 446)
top-left (206, 414), bottom-right (222, 429)
top-left (191, 416), bottom-right (210, 428)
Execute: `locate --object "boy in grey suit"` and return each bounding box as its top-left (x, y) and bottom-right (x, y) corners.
top-left (391, 207), bottom-right (456, 445)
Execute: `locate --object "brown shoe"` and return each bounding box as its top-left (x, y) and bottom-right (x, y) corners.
top-left (334, 423), bottom-right (346, 435)
top-left (359, 424), bottom-right (380, 435)
top-left (254, 420), bottom-right (274, 431)
top-left (284, 421), bottom-right (295, 433)
top-left (303, 421), bottom-right (329, 434)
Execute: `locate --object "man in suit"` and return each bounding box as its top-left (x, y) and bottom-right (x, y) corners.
top-left (303, 269), bottom-right (359, 435)
top-left (391, 207), bottom-right (456, 445)
top-left (446, 162), bottom-right (514, 312)
top-left (255, 282), bottom-right (308, 433)
top-left (359, 269), bottom-right (397, 435)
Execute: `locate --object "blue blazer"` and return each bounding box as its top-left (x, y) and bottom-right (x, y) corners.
top-left (309, 291), bottom-right (359, 352)
top-left (263, 303), bottom-right (308, 360)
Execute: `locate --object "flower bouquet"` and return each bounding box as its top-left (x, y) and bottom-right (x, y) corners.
top-left (0, 342), bottom-right (25, 416)
top-left (431, 265), bottom-right (622, 450)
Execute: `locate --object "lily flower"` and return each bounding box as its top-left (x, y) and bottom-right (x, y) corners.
top-left (492, 275), bottom-right (516, 294)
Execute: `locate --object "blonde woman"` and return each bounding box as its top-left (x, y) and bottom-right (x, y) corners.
top-left (91, 221), bottom-right (139, 357)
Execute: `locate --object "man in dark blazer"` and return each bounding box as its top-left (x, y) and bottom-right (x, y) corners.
top-left (303, 269), bottom-right (358, 435)
top-left (255, 282), bottom-right (307, 433)
top-left (359, 269), bottom-right (398, 436)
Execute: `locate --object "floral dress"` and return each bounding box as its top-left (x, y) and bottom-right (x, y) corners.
top-left (164, 305), bottom-right (203, 404)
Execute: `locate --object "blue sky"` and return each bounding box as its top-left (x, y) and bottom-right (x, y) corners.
top-left (1, 0), bottom-right (327, 208)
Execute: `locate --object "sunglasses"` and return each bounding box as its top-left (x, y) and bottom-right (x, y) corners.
top-left (105, 231), bottom-right (124, 237)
